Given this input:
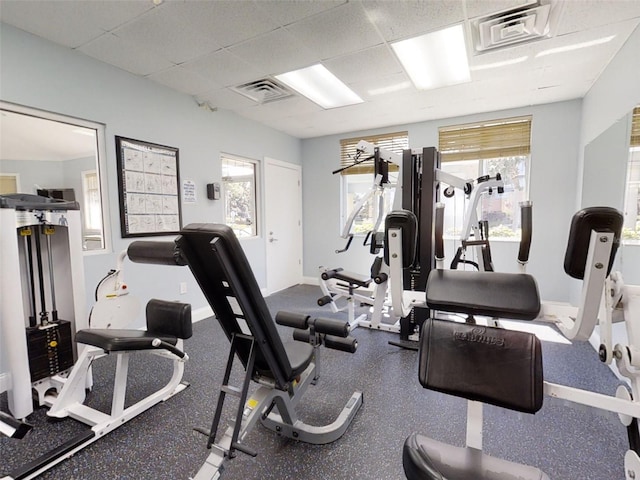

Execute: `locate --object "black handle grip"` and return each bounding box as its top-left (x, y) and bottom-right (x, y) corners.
top-left (435, 203), bottom-right (445, 261)
top-left (312, 317), bottom-right (350, 337)
top-left (275, 311), bottom-right (310, 329)
top-left (335, 236), bottom-right (353, 254)
top-left (518, 202), bottom-right (533, 264)
top-left (128, 241), bottom-right (186, 266)
top-left (151, 338), bottom-right (187, 359)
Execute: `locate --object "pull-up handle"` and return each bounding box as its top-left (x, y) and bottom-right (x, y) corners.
top-left (518, 201), bottom-right (533, 266)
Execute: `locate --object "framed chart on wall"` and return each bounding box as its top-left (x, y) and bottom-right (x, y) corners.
top-left (115, 136), bottom-right (182, 237)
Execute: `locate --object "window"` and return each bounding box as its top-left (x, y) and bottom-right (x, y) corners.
top-left (81, 170), bottom-right (104, 250)
top-left (339, 131), bottom-right (408, 235)
top-left (623, 106), bottom-right (640, 243)
top-left (438, 116), bottom-right (532, 239)
top-left (221, 155), bottom-right (258, 238)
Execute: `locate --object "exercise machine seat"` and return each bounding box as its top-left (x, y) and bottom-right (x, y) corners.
top-left (426, 269), bottom-right (541, 321)
top-left (76, 329), bottom-right (178, 352)
top-left (403, 433), bottom-right (549, 480)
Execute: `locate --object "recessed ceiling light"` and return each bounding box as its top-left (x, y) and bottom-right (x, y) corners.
top-left (275, 64), bottom-right (363, 109)
top-left (391, 24), bottom-right (471, 90)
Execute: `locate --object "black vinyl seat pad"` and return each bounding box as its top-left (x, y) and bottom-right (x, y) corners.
top-left (426, 269), bottom-right (541, 321)
top-left (76, 329), bottom-right (177, 352)
top-left (332, 270), bottom-right (371, 288)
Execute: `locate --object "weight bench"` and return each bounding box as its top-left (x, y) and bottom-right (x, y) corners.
top-left (174, 224), bottom-right (363, 480)
top-left (403, 207), bottom-right (625, 480)
top-left (5, 242), bottom-right (192, 480)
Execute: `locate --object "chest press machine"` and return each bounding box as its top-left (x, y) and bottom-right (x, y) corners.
top-left (172, 224), bottom-right (362, 480)
top-left (387, 206), bottom-right (640, 479)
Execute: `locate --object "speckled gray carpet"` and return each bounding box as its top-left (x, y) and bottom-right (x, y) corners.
top-left (1, 284), bottom-right (629, 479)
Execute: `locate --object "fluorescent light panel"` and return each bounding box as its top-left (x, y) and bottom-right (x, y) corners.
top-left (275, 64), bottom-right (363, 109)
top-left (392, 24), bottom-right (471, 90)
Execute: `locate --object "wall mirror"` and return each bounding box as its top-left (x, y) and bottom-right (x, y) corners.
top-left (582, 106), bottom-right (639, 284)
top-left (0, 102), bottom-right (109, 252)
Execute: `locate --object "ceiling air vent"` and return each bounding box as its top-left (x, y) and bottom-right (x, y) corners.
top-left (470, 0), bottom-right (561, 54)
top-left (232, 78), bottom-right (294, 104)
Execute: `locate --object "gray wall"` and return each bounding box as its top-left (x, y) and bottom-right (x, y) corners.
top-left (0, 23), bottom-right (301, 324)
top-left (301, 100), bottom-right (582, 302)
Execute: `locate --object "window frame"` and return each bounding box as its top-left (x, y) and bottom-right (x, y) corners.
top-left (221, 154), bottom-right (260, 239)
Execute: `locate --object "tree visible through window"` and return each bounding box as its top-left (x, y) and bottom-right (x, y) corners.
top-left (439, 116), bottom-right (532, 239)
top-left (222, 155), bottom-right (257, 237)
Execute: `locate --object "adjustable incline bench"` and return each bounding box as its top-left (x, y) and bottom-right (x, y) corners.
top-left (174, 224), bottom-right (363, 480)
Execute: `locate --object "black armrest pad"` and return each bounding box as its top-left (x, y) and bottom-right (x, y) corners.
top-left (426, 270), bottom-right (541, 321)
top-left (419, 319), bottom-right (543, 414)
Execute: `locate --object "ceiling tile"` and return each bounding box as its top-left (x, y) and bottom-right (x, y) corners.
top-left (0, 0), bottom-right (153, 48)
top-left (348, 72), bottom-right (413, 101)
top-left (196, 88), bottom-right (257, 110)
top-left (556, 0), bottom-right (640, 35)
top-left (112, 4), bottom-right (222, 64)
top-left (362, 0), bottom-right (464, 42)
top-left (464, 0), bottom-right (536, 20)
top-left (254, 0), bottom-right (346, 27)
top-left (169, 0), bottom-right (281, 48)
top-left (78, 33), bottom-right (174, 76)
top-left (229, 28), bottom-right (320, 75)
top-left (183, 50), bottom-right (265, 88)
top-left (324, 45), bottom-right (403, 84)
top-left (285, 2), bottom-right (384, 59)
top-left (147, 66), bottom-right (221, 96)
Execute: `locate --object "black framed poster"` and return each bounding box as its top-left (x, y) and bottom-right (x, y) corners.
top-left (115, 136), bottom-right (182, 237)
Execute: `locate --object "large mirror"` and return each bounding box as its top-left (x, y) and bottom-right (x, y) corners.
top-left (582, 106), bottom-right (639, 284)
top-left (0, 103), bottom-right (108, 251)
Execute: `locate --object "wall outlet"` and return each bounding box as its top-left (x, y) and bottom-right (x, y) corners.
top-left (180, 282), bottom-right (187, 294)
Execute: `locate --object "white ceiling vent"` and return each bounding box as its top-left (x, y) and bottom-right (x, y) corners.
top-left (231, 78), bottom-right (294, 104)
top-left (470, 1), bottom-right (562, 54)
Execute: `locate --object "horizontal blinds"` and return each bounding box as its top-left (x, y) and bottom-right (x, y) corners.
top-left (631, 106), bottom-right (640, 148)
top-left (339, 131), bottom-right (408, 175)
top-left (439, 116), bottom-right (532, 162)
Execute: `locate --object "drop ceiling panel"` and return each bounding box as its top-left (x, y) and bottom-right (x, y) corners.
top-left (78, 33), bottom-right (174, 76)
top-left (349, 72), bottom-right (413, 101)
top-left (183, 50), bottom-right (265, 88)
top-left (464, 0), bottom-right (537, 20)
top-left (147, 66), bottom-right (220, 96)
top-left (111, 4), bottom-right (222, 64)
top-left (285, 2), bottom-right (383, 59)
top-left (172, 0), bottom-right (281, 48)
top-left (556, 0), bottom-right (640, 35)
top-left (323, 45), bottom-right (403, 84)
top-left (195, 87), bottom-right (256, 110)
top-left (363, 0), bottom-right (464, 42)
top-left (255, 0), bottom-right (346, 27)
top-left (229, 28), bottom-right (320, 75)
top-left (0, 0), bottom-right (153, 48)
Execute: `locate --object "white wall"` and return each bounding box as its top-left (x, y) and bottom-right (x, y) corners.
top-left (301, 100), bottom-right (582, 302)
top-left (0, 23), bottom-right (301, 321)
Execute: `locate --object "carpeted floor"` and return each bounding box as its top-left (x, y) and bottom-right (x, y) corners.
top-left (1, 284), bottom-right (629, 479)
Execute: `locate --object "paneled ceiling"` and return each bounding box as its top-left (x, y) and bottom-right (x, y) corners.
top-left (1, 0), bottom-right (640, 139)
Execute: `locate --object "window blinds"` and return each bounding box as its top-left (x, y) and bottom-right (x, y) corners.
top-left (439, 116), bottom-right (532, 162)
top-left (339, 131), bottom-right (408, 175)
top-left (631, 106), bottom-right (640, 148)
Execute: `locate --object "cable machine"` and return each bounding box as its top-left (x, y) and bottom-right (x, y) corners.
top-left (0, 193), bottom-right (87, 420)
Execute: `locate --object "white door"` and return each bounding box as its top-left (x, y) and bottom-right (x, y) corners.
top-left (264, 158), bottom-right (302, 295)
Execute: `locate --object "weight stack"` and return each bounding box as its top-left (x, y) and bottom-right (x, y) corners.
top-left (26, 321), bottom-right (74, 382)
